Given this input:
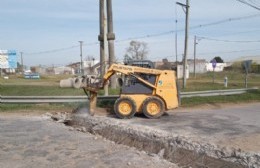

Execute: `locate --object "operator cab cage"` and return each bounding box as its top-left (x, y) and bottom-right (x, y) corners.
top-left (121, 60), bottom-right (156, 94)
top-left (124, 60), bottom-right (155, 69)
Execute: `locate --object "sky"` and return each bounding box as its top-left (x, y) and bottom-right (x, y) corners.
top-left (0, 0), bottom-right (260, 67)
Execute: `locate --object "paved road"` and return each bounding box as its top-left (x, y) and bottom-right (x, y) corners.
top-left (125, 102), bottom-right (260, 152)
top-left (0, 115), bottom-right (177, 168)
top-left (1, 102), bottom-right (259, 167)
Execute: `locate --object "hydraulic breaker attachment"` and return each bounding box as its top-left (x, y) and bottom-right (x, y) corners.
top-left (81, 75), bottom-right (104, 116)
top-left (87, 90), bottom-right (97, 116)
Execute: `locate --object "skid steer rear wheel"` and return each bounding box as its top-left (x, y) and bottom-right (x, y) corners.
top-left (142, 97), bottom-right (165, 119)
top-left (114, 97), bottom-right (137, 119)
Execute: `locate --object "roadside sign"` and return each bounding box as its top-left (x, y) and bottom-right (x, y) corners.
top-left (243, 60), bottom-right (252, 88)
top-left (210, 59), bottom-right (217, 84)
top-left (243, 60), bottom-right (252, 74)
top-left (0, 50), bottom-right (17, 69)
top-left (211, 59), bottom-right (217, 69)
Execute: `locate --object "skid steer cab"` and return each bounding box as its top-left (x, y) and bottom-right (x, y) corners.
top-left (82, 63), bottom-right (179, 119)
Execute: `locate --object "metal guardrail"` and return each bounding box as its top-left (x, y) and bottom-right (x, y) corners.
top-left (0, 88), bottom-right (258, 104)
top-left (180, 87), bottom-right (258, 98)
top-left (0, 95), bottom-right (118, 104)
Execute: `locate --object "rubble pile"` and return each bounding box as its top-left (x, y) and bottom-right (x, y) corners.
top-left (49, 111), bottom-right (260, 168)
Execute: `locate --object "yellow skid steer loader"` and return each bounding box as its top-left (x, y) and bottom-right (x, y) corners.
top-left (82, 63), bottom-right (179, 119)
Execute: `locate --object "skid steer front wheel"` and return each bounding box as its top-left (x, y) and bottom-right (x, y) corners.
top-left (114, 97), bottom-right (137, 119)
top-left (142, 97), bottom-right (165, 119)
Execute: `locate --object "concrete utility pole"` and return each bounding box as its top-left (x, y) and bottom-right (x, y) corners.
top-left (175, 3), bottom-right (178, 68)
top-left (176, 0), bottom-right (189, 89)
top-left (193, 36), bottom-right (197, 78)
top-left (106, 0), bottom-right (116, 89)
top-left (99, 0), bottom-right (109, 95)
top-left (103, 3), bottom-right (109, 96)
top-left (99, 0), bottom-right (105, 78)
top-left (79, 41), bottom-right (84, 75)
top-left (175, 19), bottom-right (178, 67)
top-left (20, 52), bottom-right (24, 73)
top-left (99, 0), bottom-right (116, 94)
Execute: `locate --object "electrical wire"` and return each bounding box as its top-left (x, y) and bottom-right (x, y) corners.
top-left (236, 0), bottom-right (260, 10)
top-left (198, 36), bottom-right (260, 43)
top-left (207, 29), bottom-right (260, 37)
top-left (24, 42), bottom-right (99, 55)
top-left (197, 48), bottom-right (260, 56)
top-left (22, 13), bottom-right (260, 55)
top-left (145, 48), bottom-right (260, 61)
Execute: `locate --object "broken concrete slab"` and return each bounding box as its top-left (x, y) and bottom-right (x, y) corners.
top-left (67, 103), bottom-right (260, 168)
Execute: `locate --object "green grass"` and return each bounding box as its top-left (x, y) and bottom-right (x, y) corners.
top-left (0, 85), bottom-right (85, 96)
top-left (181, 71), bottom-right (260, 92)
top-left (0, 71), bottom-right (259, 112)
top-left (181, 90), bottom-right (260, 107)
top-left (0, 102), bottom-right (87, 112)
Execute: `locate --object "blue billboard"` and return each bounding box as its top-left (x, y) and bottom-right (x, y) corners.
top-left (0, 50), bottom-right (17, 69)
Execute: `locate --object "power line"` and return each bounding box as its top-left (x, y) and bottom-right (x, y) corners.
top-left (197, 48), bottom-right (260, 56)
top-left (190, 13), bottom-right (260, 29)
top-left (147, 48), bottom-right (260, 61)
top-left (236, 0), bottom-right (260, 10)
top-left (208, 29), bottom-right (260, 37)
top-left (247, 0), bottom-right (260, 7)
top-left (24, 42), bottom-right (98, 55)
top-left (23, 45), bottom-right (79, 55)
top-left (198, 36), bottom-right (260, 43)
top-left (22, 13), bottom-right (260, 55)
top-left (115, 13), bottom-right (260, 42)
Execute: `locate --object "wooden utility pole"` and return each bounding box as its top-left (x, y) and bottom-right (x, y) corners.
top-left (176, 0), bottom-right (189, 89)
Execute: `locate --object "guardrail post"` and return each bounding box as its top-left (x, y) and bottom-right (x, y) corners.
top-left (224, 76), bottom-right (228, 88)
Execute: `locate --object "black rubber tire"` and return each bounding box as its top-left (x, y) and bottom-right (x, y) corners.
top-left (114, 97), bottom-right (137, 119)
top-left (142, 96), bottom-right (165, 119)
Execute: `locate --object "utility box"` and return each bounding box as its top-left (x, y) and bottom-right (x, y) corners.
top-left (177, 65), bottom-right (189, 79)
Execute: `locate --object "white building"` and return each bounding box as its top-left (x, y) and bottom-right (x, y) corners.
top-left (54, 66), bottom-right (75, 75)
top-left (177, 65), bottom-right (189, 79)
top-left (206, 63), bottom-right (227, 72)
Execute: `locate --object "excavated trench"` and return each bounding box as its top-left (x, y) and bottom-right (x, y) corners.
top-left (53, 110), bottom-right (259, 168)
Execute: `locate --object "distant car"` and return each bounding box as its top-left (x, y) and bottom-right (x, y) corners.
top-left (24, 73), bottom-right (40, 79)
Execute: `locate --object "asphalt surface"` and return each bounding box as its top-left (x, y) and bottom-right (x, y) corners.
top-left (67, 103), bottom-right (260, 167)
top-left (124, 102), bottom-right (260, 152)
top-left (0, 115), bottom-right (177, 168)
top-left (1, 102), bottom-right (259, 167)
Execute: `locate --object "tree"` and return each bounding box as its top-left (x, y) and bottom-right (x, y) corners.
top-left (213, 56), bottom-right (224, 63)
top-left (124, 40), bottom-right (149, 61)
